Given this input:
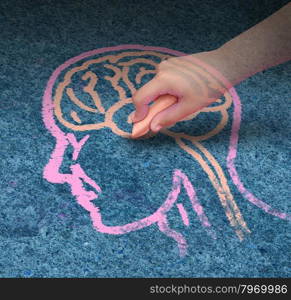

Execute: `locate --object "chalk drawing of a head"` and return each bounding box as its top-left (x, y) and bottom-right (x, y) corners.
top-left (42, 45), bottom-right (290, 257)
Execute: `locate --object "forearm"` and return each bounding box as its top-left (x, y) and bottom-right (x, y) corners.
top-left (200, 3), bottom-right (291, 87)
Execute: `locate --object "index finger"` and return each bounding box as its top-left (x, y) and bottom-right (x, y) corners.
top-left (131, 75), bottom-right (169, 123)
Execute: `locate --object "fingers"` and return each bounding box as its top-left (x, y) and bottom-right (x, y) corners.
top-left (131, 75), bottom-right (169, 123)
top-left (149, 96), bottom-right (204, 132)
top-left (131, 95), bottom-right (177, 138)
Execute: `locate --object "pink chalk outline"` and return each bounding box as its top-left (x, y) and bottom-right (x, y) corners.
top-left (42, 44), bottom-right (290, 257)
top-left (177, 204), bottom-right (190, 227)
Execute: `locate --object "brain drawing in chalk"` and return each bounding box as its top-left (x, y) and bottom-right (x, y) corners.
top-left (42, 45), bottom-right (290, 256)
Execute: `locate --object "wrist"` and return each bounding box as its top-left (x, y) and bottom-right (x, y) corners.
top-left (208, 47), bottom-right (243, 87)
top-left (191, 48), bottom-right (236, 91)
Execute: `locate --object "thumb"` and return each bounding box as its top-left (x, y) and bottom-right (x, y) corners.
top-left (150, 96), bottom-right (205, 132)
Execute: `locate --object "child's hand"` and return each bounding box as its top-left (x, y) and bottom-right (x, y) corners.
top-left (131, 3), bottom-right (291, 133)
top-left (131, 51), bottom-right (226, 133)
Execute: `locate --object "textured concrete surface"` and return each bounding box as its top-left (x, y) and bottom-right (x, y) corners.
top-left (0, 0), bottom-right (290, 277)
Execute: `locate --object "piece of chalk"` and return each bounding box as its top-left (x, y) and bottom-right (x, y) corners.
top-left (131, 94), bottom-right (177, 138)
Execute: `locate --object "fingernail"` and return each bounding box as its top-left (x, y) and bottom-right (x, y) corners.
top-left (153, 124), bottom-right (162, 132)
top-left (132, 111), bottom-right (146, 123)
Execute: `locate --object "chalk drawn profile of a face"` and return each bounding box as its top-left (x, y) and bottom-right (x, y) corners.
top-left (42, 45), bottom-right (290, 256)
